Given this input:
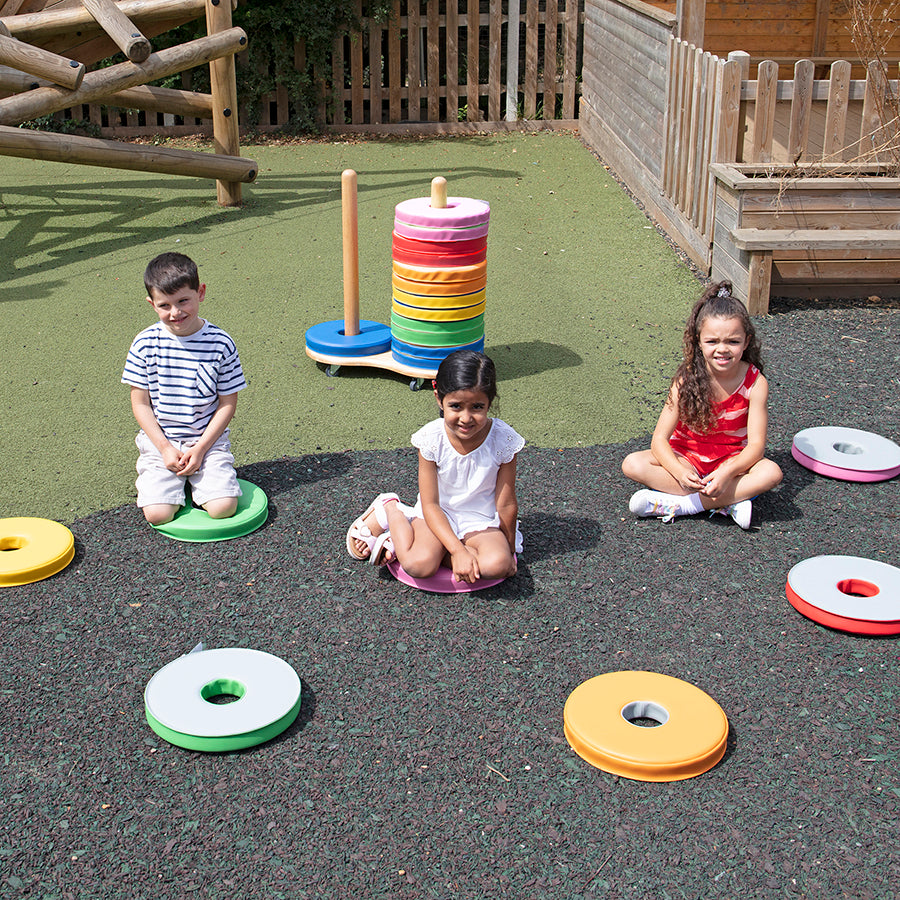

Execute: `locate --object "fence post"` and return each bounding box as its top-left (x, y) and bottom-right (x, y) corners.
top-left (466, 0), bottom-right (479, 120)
top-left (542, 0), bottom-right (558, 119)
top-left (822, 60), bottom-right (850, 162)
top-left (561, 0), bottom-right (579, 120)
top-left (751, 59), bottom-right (778, 163)
top-left (368, 14), bottom-right (383, 125)
top-left (787, 58), bottom-right (814, 164)
top-left (388, 0), bottom-right (401, 123)
top-left (716, 56), bottom-right (742, 164)
top-left (506, 0), bottom-right (520, 121)
top-left (681, 0), bottom-right (706, 46)
top-left (861, 59), bottom-right (890, 162)
top-left (349, 0), bottom-right (364, 125)
top-left (447, 0), bottom-right (459, 122)
top-left (427, 0), bottom-right (440, 121)
top-left (524, 0), bottom-right (537, 119)
top-left (728, 50), bottom-right (749, 162)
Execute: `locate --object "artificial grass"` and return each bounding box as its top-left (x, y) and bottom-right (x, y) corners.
top-left (0, 131), bottom-right (700, 523)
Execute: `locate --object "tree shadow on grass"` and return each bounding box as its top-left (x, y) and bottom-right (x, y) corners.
top-left (0, 161), bottom-right (519, 296)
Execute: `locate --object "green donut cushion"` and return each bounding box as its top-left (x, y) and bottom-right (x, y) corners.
top-left (152, 479), bottom-right (268, 542)
top-left (390, 312), bottom-right (485, 347)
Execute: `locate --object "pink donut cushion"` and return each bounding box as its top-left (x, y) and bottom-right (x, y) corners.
top-left (393, 219), bottom-right (490, 242)
top-left (386, 558), bottom-right (508, 593)
top-left (791, 426), bottom-right (900, 482)
top-left (394, 196), bottom-right (490, 228)
top-left (791, 446), bottom-right (900, 483)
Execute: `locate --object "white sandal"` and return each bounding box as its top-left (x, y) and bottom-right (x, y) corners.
top-left (345, 493), bottom-right (399, 560)
top-left (368, 532), bottom-right (395, 567)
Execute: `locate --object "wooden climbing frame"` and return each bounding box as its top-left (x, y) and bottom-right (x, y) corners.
top-left (0, 0), bottom-right (254, 205)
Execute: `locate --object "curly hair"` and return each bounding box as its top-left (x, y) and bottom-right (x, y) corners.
top-left (671, 281), bottom-right (764, 433)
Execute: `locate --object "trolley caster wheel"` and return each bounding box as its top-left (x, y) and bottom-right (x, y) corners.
top-left (325, 364), bottom-right (340, 377)
top-left (410, 378), bottom-right (425, 392)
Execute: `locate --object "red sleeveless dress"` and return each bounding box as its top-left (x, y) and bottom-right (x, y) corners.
top-left (668, 365), bottom-right (760, 477)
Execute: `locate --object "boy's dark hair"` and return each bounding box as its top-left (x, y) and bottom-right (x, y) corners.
top-left (435, 350), bottom-right (497, 406)
top-left (144, 252), bottom-right (200, 296)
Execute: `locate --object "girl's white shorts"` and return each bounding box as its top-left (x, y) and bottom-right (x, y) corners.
top-left (134, 431), bottom-right (241, 509)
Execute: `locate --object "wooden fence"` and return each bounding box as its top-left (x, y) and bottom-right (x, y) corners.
top-left (661, 37), bottom-right (900, 260)
top-left (41, 0), bottom-right (584, 137)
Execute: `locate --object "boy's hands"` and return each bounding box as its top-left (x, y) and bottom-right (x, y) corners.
top-left (176, 443), bottom-right (207, 476)
top-left (160, 443), bottom-right (185, 474)
top-left (159, 441), bottom-right (206, 476)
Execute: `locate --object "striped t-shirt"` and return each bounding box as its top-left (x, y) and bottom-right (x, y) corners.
top-left (122, 320), bottom-right (247, 440)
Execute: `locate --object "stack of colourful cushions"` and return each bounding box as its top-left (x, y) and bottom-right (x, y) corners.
top-left (390, 196), bottom-right (490, 368)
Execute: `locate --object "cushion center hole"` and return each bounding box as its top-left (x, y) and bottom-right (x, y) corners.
top-left (832, 441), bottom-right (864, 456)
top-left (621, 700), bottom-right (669, 727)
top-left (201, 678), bottom-right (246, 705)
top-left (0, 537), bottom-right (25, 551)
top-left (837, 578), bottom-right (879, 598)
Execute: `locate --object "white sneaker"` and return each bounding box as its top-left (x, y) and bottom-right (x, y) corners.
top-left (720, 499), bottom-right (752, 530)
top-left (629, 489), bottom-right (679, 524)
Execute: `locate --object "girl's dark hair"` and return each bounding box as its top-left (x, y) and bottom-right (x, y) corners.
top-left (144, 252), bottom-right (200, 296)
top-left (435, 350), bottom-right (497, 407)
top-left (673, 281), bottom-right (764, 432)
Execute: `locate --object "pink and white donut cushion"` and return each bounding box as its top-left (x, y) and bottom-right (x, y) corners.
top-left (393, 220), bottom-right (490, 242)
top-left (394, 196), bottom-right (490, 228)
top-left (792, 426), bottom-right (900, 482)
top-left (786, 555), bottom-right (900, 635)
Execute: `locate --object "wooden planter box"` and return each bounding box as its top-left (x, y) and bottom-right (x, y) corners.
top-left (710, 163), bottom-right (900, 313)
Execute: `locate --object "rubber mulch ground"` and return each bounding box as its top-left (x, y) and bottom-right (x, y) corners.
top-left (3, 303), bottom-right (898, 899)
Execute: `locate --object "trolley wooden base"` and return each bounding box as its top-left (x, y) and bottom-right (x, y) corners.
top-left (305, 345), bottom-right (437, 390)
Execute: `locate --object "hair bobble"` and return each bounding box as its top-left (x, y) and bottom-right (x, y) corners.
top-left (717, 285), bottom-right (731, 298)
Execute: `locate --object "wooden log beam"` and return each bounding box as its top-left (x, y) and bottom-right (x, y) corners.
top-left (0, 32), bottom-right (85, 90)
top-left (82, 0), bottom-right (151, 63)
top-left (0, 122), bottom-right (257, 182)
top-left (0, 75), bottom-right (213, 117)
top-left (0, 62), bottom-right (42, 93)
top-left (0, 27), bottom-right (246, 125)
top-left (39, 15), bottom-right (199, 69)
top-left (102, 84), bottom-right (213, 117)
top-left (2, 0), bottom-right (209, 42)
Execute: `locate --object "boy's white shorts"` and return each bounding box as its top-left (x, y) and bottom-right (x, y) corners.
top-left (134, 431), bottom-right (242, 509)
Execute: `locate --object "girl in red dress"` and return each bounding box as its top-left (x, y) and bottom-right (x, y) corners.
top-left (622, 282), bottom-right (783, 529)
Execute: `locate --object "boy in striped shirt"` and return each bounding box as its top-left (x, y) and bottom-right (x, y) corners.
top-left (122, 252), bottom-right (247, 525)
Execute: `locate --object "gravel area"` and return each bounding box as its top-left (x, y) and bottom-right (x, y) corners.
top-left (2, 305), bottom-right (898, 900)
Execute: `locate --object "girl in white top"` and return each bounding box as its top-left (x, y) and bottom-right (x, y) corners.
top-left (347, 350), bottom-right (524, 584)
